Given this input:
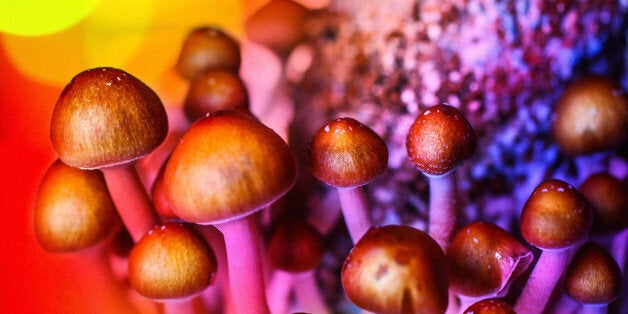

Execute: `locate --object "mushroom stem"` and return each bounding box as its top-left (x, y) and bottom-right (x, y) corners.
top-left (162, 299), bottom-right (197, 314)
top-left (611, 227), bottom-right (628, 272)
top-left (580, 304), bottom-right (607, 314)
top-left (102, 165), bottom-right (159, 242)
top-left (266, 270), bottom-right (293, 314)
top-left (196, 225), bottom-right (234, 314)
top-left (428, 173), bottom-right (457, 250)
top-left (216, 215), bottom-right (271, 314)
top-left (337, 187), bottom-right (372, 243)
top-left (292, 270), bottom-right (330, 314)
top-left (514, 249), bottom-right (570, 314)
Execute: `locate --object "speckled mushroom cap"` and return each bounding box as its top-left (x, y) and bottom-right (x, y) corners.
top-left (183, 69), bottom-right (250, 122)
top-left (463, 298), bottom-right (516, 314)
top-left (308, 117), bottom-right (388, 188)
top-left (520, 179), bottom-right (592, 250)
top-left (245, 0), bottom-right (309, 55)
top-left (268, 218), bottom-right (325, 273)
top-left (447, 221), bottom-right (532, 298)
top-left (34, 159), bottom-right (121, 253)
top-left (552, 75), bottom-right (628, 155)
top-left (128, 222), bottom-right (217, 300)
top-left (50, 67), bottom-right (168, 170)
top-left (176, 26), bottom-right (241, 81)
top-left (406, 104), bottom-right (477, 177)
top-left (341, 225), bottom-right (449, 313)
top-left (565, 242), bottom-right (622, 305)
top-left (163, 110), bottom-right (296, 224)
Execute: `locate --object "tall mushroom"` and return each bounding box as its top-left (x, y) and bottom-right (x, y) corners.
top-left (514, 179), bottom-right (593, 313)
top-left (308, 117), bottom-right (388, 243)
top-left (50, 67), bottom-right (167, 242)
top-left (163, 110), bottom-right (296, 314)
top-left (406, 104), bottom-right (477, 249)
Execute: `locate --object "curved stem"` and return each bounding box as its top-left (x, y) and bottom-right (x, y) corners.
top-left (196, 225), bottom-right (234, 314)
top-left (266, 270), bottom-right (293, 314)
top-left (428, 173), bottom-right (457, 250)
top-left (514, 249), bottom-right (570, 314)
top-left (337, 186), bottom-right (373, 243)
top-left (102, 164), bottom-right (160, 243)
top-left (216, 215), bottom-right (270, 314)
top-left (292, 270), bottom-right (330, 314)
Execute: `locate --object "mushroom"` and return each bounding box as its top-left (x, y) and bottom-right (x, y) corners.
top-left (175, 26), bottom-right (241, 81)
top-left (34, 159), bottom-right (121, 253)
top-left (551, 75), bottom-right (628, 155)
top-left (462, 298), bottom-right (516, 314)
top-left (308, 117), bottom-right (388, 243)
top-left (447, 221), bottom-right (532, 311)
top-left (50, 67), bottom-right (167, 243)
top-left (151, 160), bottom-right (179, 222)
top-left (514, 179), bottom-right (593, 313)
top-left (341, 225), bottom-right (449, 313)
top-left (406, 103), bottom-right (477, 249)
top-left (163, 110), bottom-right (296, 314)
top-left (565, 242), bottom-right (622, 313)
top-left (128, 222), bottom-right (217, 306)
top-left (183, 69), bottom-right (250, 122)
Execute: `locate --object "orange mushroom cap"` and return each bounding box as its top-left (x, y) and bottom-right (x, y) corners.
top-left (183, 69), bottom-right (250, 122)
top-left (268, 218), bottom-right (326, 273)
top-left (579, 172), bottom-right (628, 235)
top-left (163, 110), bottom-right (296, 224)
top-left (245, 0), bottom-right (309, 56)
top-left (50, 67), bottom-right (168, 170)
top-left (463, 298), bottom-right (516, 314)
top-left (566, 242), bottom-right (622, 305)
top-left (176, 26), bottom-right (241, 81)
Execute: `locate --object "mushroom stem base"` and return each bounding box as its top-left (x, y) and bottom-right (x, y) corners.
top-left (428, 173), bottom-right (457, 250)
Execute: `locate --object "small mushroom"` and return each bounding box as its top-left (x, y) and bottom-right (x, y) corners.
top-left (183, 69), bottom-right (250, 122)
top-left (579, 172), bottom-right (628, 236)
top-left (462, 298), bottom-right (516, 314)
top-left (176, 26), bottom-right (241, 81)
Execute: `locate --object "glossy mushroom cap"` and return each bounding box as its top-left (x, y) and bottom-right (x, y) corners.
top-left (245, 0), bottom-right (309, 56)
top-left (175, 26), bottom-right (241, 81)
top-left (520, 179), bottom-right (592, 250)
top-left (447, 221), bottom-right (533, 297)
top-left (406, 104), bottom-right (477, 177)
top-left (308, 117), bottom-right (388, 188)
top-left (51, 67), bottom-right (168, 169)
top-left (268, 218), bottom-right (325, 273)
top-left (183, 69), bottom-right (250, 122)
top-left (163, 110), bottom-right (296, 224)
top-left (565, 242), bottom-right (622, 305)
top-left (463, 298), bottom-right (516, 314)
top-left (34, 159), bottom-right (121, 253)
top-left (579, 172), bottom-right (628, 235)
top-left (552, 75), bottom-right (628, 155)
top-left (341, 225), bottom-right (449, 313)
top-left (128, 222), bottom-right (217, 300)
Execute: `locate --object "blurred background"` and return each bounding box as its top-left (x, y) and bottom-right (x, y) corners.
top-left (0, 1), bottom-right (267, 312)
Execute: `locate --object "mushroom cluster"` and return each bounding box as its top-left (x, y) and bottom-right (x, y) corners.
top-left (34, 0), bottom-right (628, 313)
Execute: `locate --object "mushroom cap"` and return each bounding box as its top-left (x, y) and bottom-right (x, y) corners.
top-left (341, 225), bottom-right (449, 313)
top-left (565, 242), bottom-right (622, 305)
top-left (552, 75), bottom-right (628, 155)
top-left (308, 117), bottom-right (388, 188)
top-left (447, 221), bottom-right (532, 298)
top-left (34, 159), bottom-right (121, 253)
top-left (245, 0), bottom-right (309, 55)
top-left (269, 218), bottom-right (325, 273)
top-left (520, 179), bottom-right (592, 250)
top-left (463, 298), bottom-right (516, 314)
top-left (128, 222), bottom-right (217, 300)
top-left (183, 69), bottom-right (250, 122)
top-left (50, 67), bottom-right (168, 170)
top-left (163, 110), bottom-right (296, 224)
top-left (151, 161), bottom-right (179, 221)
top-left (175, 26), bottom-right (241, 81)
top-left (579, 172), bottom-right (628, 235)
top-left (406, 104), bottom-right (477, 176)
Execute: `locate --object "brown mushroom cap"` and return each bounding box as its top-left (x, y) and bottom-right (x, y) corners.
top-left (163, 110), bottom-right (296, 224)
top-left (447, 221), bottom-right (532, 297)
top-left (579, 172), bottom-right (628, 235)
top-left (128, 222), bottom-right (217, 300)
top-left (552, 75), bottom-right (628, 155)
top-left (269, 218), bottom-right (325, 273)
top-left (565, 242), bottom-right (622, 305)
top-left (175, 26), bottom-right (241, 81)
top-left (308, 117), bottom-right (388, 188)
top-left (406, 104), bottom-right (477, 176)
top-left (151, 161), bottom-right (179, 221)
top-left (245, 0), bottom-right (309, 55)
top-left (183, 69), bottom-right (250, 122)
top-left (34, 159), bottom-right (121, 253)
top-left (520, 179), bottom-right (592, 250)
top-left (463, 298), bottom-right (516, 314)
top-left (50, 67), bottom-right (168, 170)
top-left (341, 225), bottom-right (449, 313)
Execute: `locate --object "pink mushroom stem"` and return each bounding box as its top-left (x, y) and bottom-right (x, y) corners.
top-left (428, 174), bottom-right (457, 250)
top-left (337, 186), bottom-right (373, 243)
top-left (196, 225), bottom-right (235, 314)
top-left (266, 270), bottom-right (293, 314)
top-left (514, 249), bottom-right (570, 314)
top-left (162, 300), bottom-right (196, 314)
top-left (292, 270), bottom-right (330, 314)
top-left (216, 214), bottom-right (270, 314)
top-left (611, 227), bottom-right (628, 272)
top-left (102, 164), bottom-right (160, 242)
